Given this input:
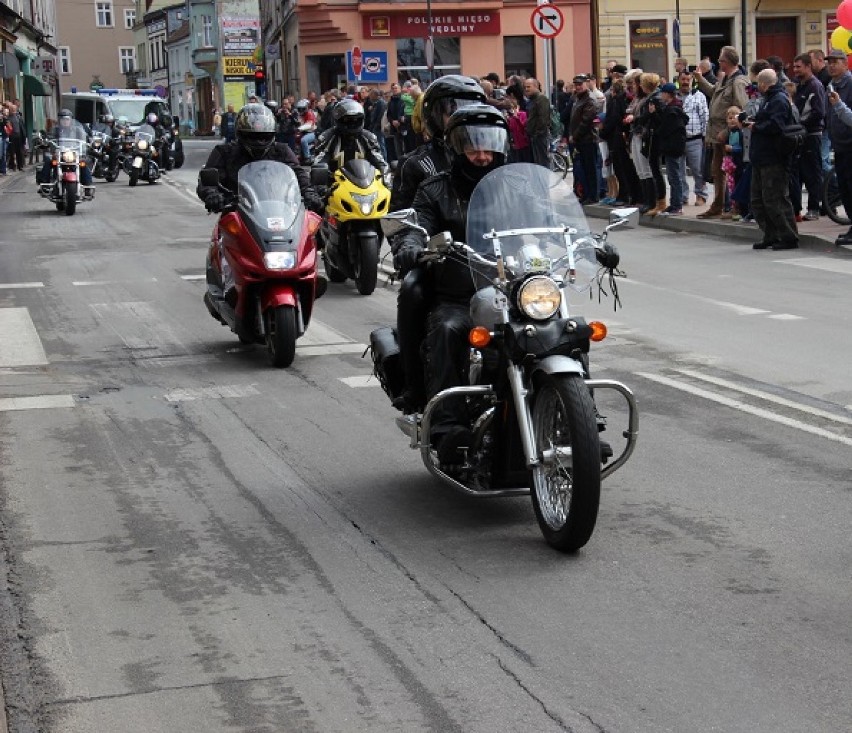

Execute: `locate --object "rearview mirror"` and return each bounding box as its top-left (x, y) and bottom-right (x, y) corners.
top-left (199, 168), bottom-right (219, 187)
top-left (380, 208), bottom-right (427, 238)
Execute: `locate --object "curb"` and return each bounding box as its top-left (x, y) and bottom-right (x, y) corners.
top-left (584, 203), bottom-right (852, 257)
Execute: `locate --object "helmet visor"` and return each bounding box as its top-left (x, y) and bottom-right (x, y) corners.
top-left (446, 125), bottom-right (507, 156)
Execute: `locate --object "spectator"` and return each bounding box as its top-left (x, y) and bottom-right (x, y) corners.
top-left (506, 96), bottom-right (531, 163)
top-left (653, 82), bottom-right (688, 215)
top-left (600, 73), bottom-right (638, 206)
top-left (637, 73), bottom-right (666, 216)
top-left (792, 53), bottom-right (826, 221)
top-left (624, 68), bottom-right (657, 213)
top-left (767, 55), bottom-right (790, 83)
top-left (677, 69), bottom-right (709, 206)
top-left (731, 60), bottom-right (770, 223)
top-left (276, 99), bottom-right (299, 153)
top-left (364, 87), bottom-right (388, 158)
top-left (0, 103), bottom-right (9, 175)
top-left (745, 69), bottom-right (799, 250)
top-left (505, 75), bottom-right (527, 111)
top-left (601, 60), bottom-right (619, 92)
top-left (386, 82), bottom-right (407, 159)
top-left (524, 77), bottom-right (552, 168)
top-left (480, 79), bottom-right (512, 112)
top-left (587, 74), bottom-right (606, 113)
top-left (809, 49), bottom-right (832, 88)
top-left (568, 74), bottom-right (599, 203)
top-left (221, 104), bottom-right (237, 142)
top-left (721, 106), bottom-right (745, 219)
top-left (696, 46), bottom-right (749, 219)
top-left (825, 49), bottom-right (852, 245)
top-left (5, 101), bottom-right (25, 171)
top-left (674, 57), bottom-right (690, 78)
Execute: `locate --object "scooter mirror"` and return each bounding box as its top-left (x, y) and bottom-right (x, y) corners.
top-left (199, 168), bottom-right (220, 187)
top-left (380, 209), bottom-right (425, 238)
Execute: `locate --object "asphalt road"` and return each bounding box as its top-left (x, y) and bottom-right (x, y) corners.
top-left (0, 141), bottom-right (849, 733)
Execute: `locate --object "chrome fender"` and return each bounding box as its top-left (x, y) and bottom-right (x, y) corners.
top-left (529, 355), bottom-right (585, 378)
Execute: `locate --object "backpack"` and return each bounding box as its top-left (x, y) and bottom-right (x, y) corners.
top-left (777, 104), bottom-right (805, 156)
top-left (549, 107), bottom-right (564, 139)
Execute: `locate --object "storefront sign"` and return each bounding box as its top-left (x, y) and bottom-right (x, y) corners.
top-left (221, 16), bottom-right (260, 57)
top-left (223, 56), bottom-right (255, 79)
top-left (363, 12), bottom-right (500, 38)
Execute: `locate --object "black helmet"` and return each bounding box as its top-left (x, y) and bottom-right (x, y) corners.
top-left (235, 103), bottom-right (277, 159)
top-left (421, 75), bottom-right (487, 140)
top-left (100, 113), bottom-right (115, 124)
top-left (332, 98), bottom-right (365, 136)
top-left (443, 104), bottom-right (508, 193)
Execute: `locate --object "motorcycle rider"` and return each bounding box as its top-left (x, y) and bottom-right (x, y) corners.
top-left (37, 108), bottom-right (93, 186)
top-left (143, 111), bottom-right (172, 169)
top-left (91, 113), bottom-right (117, 174)
top-left (311, 98), bottom-right (387, 175)
top-left (391, 104), bottom-right (509, 464)
top-left (196, 103), bottom-right (325, 300)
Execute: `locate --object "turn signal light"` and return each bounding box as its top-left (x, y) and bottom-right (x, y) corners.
top-left (469, 326), bottom-right (492, 348)
top-left (589, 320), bottom-right (608, 342)
top-left (305, 210), bottom-right (321, 235)
top-left (220, 214), bottom-right (241, 236)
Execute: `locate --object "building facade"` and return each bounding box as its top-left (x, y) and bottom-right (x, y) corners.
top-left (260, 0), bottom-right (595, 101)
top-left (0, 0), bottom-right (58, 134)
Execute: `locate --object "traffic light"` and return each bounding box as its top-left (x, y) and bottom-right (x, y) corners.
top-left (254, 68), bottom-right (266, 99)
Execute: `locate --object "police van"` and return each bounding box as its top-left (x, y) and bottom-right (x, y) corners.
top-left (60, 88), bottom-right (184, 166)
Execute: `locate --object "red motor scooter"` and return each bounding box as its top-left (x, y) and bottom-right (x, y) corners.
top-left (200, 160), bottom-right (326, 367)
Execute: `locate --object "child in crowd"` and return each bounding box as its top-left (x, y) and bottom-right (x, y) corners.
top-left (722, 105), bottom-right (744, 220)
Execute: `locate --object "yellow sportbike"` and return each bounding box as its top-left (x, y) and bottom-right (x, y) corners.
top-left (318, 159), bottom-right (390, 296)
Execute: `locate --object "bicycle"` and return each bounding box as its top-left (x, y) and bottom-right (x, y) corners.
top-left (548, 137), bottom-right (570, 179)
top-left (822, 166), bottom-right (850, 226)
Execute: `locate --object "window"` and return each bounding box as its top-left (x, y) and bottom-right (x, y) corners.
top-left (396, 37), bottom-right (460, 83)
top-left (119, 47), bottom-right (136, 74)
top-left (96, 1), bottom-right (114, 28)
top-left (504, 36), bottom-right (535, 79)
top-left (202, 15), bottom-right (212, 47)
top-left (58, 47), bottom-right (71, 75)
top-left (124, 8), bottom-right (136, 30)
top-left (629, 20), bottom-right (668, 75)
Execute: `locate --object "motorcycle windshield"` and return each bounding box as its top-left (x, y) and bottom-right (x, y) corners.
top-left (57, 121), bottom-right (88, 143)
top-left (236, 160), bottom-right (303, 236)
top-left (134, 124), bottom-right (156, 144)
top-left (341, 158), bottom-right (376, 188)
top-left (465, 163), bottom-right (598, 295)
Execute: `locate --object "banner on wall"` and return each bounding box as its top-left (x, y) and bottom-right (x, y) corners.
top-left (363, 12), bottom-right (500, 38)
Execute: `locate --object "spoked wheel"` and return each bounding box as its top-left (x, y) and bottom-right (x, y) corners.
top-left (823, 167), bottom-right (850, 226)
top-left (265, 305), bottom-right (297, 368)
top-left (353, 233), bottom-right (379, 296)
top-left (64, 182), bottom-right (77, 216)
top-left (549, 150), bottom-right (570, 179)
top-left (323, 252), bottom-right (347, 283)
top-left (530, 374), bottom-right (601, 552)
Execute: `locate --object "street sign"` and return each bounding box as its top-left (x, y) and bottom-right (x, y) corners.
top-left (351, 45), bottom-right (363, 78)
top-left (346, 50), bottom-right (388, 83)
top-left (530, 4), bottom-right (564, 39)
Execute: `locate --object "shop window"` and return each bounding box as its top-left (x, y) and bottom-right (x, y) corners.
top-left (629, 20), bottom-right (668, 76)
top-left (396, 37), bottom-right (460, 84)
top-left (504, 36), bottom-right (535, 80)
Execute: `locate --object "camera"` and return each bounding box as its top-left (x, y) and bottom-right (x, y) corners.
top-left (737, 111), bottom-right (750, 124)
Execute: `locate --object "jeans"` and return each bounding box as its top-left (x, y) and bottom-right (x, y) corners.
top-left (834, 149), bottom-right (852, 234)
top-left (798, 134), bottom-right (823, 213)
top-left (630, 133), bottom-right (652, 178)
top-left (680, 138), bottom-right (707, 200)
top-left (751, 163), bottom-right (798, 245)
top-left (664, 154), bottom-right (684, 209)
top-left (0, 136), bottom-right (6, 173)
top-left (300, 132), bottom-right (316, 161)
top-left (821, 132), bottom-right (831, 172)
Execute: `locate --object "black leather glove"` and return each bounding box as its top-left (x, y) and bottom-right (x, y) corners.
top-left (205, 191), bottom-right (225, 213)
top-left (393, 244), bottom-right (422, 276)
top-left (595, 242), bottom-right (620, 269)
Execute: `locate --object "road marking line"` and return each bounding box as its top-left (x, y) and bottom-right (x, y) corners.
top-left (339, 375), bottom-right (379, 388)
top-left (164, 384), bottom-right (261, 402)
top-left (0, 308), bottom-right (48, 366)
top-left (617, 278), bottom-right (774, 316)
top-left (0, 394), bottom-right (75, 412)
top-left (0, 282), bottom-right (44, 289)
top-left (73, 278), bottom-right (158, 286)
top-left (637, 372), bottom-right (852, 447)
top-left (775, 257), bottom-right (852, 276)
top-left (676, 369), bottom-right (852, 426)
top-left (180, 274), bottom-right (206, 281)
top-left (766, 313), bottom-right (804, 321)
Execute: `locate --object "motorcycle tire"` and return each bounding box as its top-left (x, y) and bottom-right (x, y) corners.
top-left (173, 153), bottom-right (185, 169)
top-left (64, 182), bottom-right (77, 216)
top-left (323, 253), bottom-right (347, 283)
top-left (353, 233), bottom-right (379, 296)
top-left (55, 201), bottom-right (65, 212)
top-left (265, 305), bottom-right (297, 368)
top-left (129, 171), bottom-right (138, 187)
top-left (104, 170), bottom-right (117, 183)
top-left (529, 373), bottom-right (601, 553)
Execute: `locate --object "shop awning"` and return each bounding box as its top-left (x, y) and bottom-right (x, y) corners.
top-left (0, 51), bottom-right (20, 79)
top-left (23, 73), bottom-right (51, 96)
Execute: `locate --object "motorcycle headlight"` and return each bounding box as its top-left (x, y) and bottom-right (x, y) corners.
top-left (517, 276), bottom-right (562, 320)
top-left (137, 140), bottom-right (149, 150)
top-left (264, 251), bottom-right (297, 270)
top-left (92, 139), bottom-right (102, 148)
top-left (61, 150), bottom-right (78, 164)
top-left (352, 191), bottom-right (378, 215)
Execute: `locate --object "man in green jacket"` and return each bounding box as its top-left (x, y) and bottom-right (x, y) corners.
top-left (524, 77), bottom-right (552, 167)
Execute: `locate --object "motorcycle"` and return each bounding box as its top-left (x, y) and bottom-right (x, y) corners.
top-left (312, 159), bottom-right (390, 296)
top-left (34, 125), bottom-right (95, 216)
top-left (200, 160), bottom-right (326, 368)
top-left (167, 116), bottom-right (185, 168)
top-left (369, 163), bottom-right (639, 552)
top-left (127, 123), bottom-right (160, 186)
top-left (88, 130), bottom-right (110, 179)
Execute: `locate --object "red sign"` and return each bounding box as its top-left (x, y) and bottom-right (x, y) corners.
top-left (530, 5), bottom-right (564, 39)
top-left (364, 12), bottom-right (501, 38)
top-left (352, 45), bottom-right (363, 77)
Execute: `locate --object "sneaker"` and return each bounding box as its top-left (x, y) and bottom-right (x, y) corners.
top-left (803, 211), bottom-right (819, 221)
top-left (741, 213), bottom-right (755, 223)
top-left (661, 206), bottom-right (682, 216)
top-left (731, 213), bottom-right (742, 221)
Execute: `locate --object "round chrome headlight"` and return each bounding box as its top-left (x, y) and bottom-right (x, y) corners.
top-left (137, 140), bottom-right (149, 150)
top-left (61, 150), bottom-right (78, 164)
top-left (517, 276), bottom-right (561, 320)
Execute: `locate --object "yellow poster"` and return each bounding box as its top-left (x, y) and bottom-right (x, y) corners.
top-left (223, 56), bottom-right (252, 76)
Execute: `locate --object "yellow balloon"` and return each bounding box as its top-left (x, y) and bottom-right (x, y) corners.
top-left (830, 26), bottom-right (852, 52)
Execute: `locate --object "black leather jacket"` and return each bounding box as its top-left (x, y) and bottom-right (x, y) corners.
top-left (390, 140), bottom-right (447, 211)
top-left (196, 141), bottom-right (323, 212)
top-left (393, 171), bottom-right (476, 304)
top-left (312, 129), bottom-right (387, 173)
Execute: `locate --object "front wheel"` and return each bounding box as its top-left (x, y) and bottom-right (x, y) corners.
top-left (64, 182), bottom-right (77, 216)
top-left (823, 166), bottom-right (850, 226)
top-left (353, 232), bottom-right (379, 296)
top-left (265, 305), bottom-right (297, 368)
top-left (530, 374), bottom-right (601, 552)
top-left (129, 170), bottom-right (138, 187)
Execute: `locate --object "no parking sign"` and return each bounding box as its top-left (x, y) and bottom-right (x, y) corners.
top-left (346, 50), bottom-right (388, 83)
